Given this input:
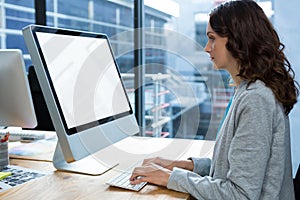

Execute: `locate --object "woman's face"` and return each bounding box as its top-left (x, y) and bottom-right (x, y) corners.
top-left (204, 22), bottom-right (238, 72)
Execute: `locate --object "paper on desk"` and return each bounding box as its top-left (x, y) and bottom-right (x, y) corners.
top-left (8, 131), bottom-right (57, 162)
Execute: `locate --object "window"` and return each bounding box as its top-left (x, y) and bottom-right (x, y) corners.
top-left (0, 0), bottom-right (34, 68)
top-left (1, 0), bottom-right (299, 147)
top-left (141, 0), bottom-right (233, 140)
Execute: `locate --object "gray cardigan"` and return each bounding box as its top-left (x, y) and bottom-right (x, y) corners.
top-left (167, 80), bottom-right (295, 200)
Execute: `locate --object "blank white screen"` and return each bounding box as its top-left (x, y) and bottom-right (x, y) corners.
top-left (36, 32), bottom-right (130, 129)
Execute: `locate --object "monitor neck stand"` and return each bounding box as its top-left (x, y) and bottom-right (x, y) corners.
top-left (52, 142), bottom-right (118, 175)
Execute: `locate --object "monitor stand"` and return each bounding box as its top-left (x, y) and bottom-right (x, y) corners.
top-left (53, 142), bottom-right (118, 175)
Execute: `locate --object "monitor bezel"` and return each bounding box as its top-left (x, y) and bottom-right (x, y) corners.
top-left (30, 26), bottom-right (133, 136)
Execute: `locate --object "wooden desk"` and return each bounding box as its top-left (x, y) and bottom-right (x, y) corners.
top-left (1, 137), bottom-right (215, 200)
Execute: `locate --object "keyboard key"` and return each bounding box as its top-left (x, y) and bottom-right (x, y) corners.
top-left (0, 165), bottom-right (48, 192)
top-left (106, 171), bottom-right (147, 191)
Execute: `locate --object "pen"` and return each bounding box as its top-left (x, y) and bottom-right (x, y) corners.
top-left (0, 132), bottom-right (10, 143)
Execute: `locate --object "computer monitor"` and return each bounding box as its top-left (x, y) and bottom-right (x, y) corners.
top-left (22, 25), bottom-right (140, 175)
top-left (0, 49), bottom-right (37, 129)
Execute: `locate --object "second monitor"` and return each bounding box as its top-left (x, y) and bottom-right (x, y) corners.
top-left (23, 25), bottom-right (140, 175)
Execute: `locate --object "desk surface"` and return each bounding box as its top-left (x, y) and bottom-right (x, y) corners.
top-left (1, 136), bottom-right (215, 200)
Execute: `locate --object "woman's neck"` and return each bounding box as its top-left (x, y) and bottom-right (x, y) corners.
top-left (232, 76), bottom-right (242, 87)
top-left (227, 65), bottom-right (242, 87)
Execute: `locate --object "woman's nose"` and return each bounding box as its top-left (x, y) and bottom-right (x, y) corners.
top-left (204, 42), bottom-right (210, 53)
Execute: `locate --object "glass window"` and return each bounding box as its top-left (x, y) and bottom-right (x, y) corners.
top-left (119, 7), bottom-right (133, 27)
top-left (57, 0), bottom-right (88, 18)
top-left (94, 1), bottom-right (117, 24)
top-left (141, 0), bottom-right (299, 141)
top-left (6, 34), bottom-right (27, 52)
top-left (142, 1), bottom-right (233, 140)
top-left (57, 18), bottom-right (90, 31)
top-left (5, 0), bottom-right (34, 8)
top-left (195, 12), bottom-right (209, 50)
top-left (6, 8), bottom-right (34, 30)
top-left (46, 0), bottom-right (54, 12)
top-left (0, 0), bottom-right (35, 67)
top-left (47, 16), bottom-right (54, 26)
top-left (2, 0), bottom-right (299, 146)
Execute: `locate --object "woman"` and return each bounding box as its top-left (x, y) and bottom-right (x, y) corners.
top-left (130, 0), bottom-right (299, 199)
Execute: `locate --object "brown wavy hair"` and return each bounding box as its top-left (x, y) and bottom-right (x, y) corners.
top-left (209, 0), bottom-right (299, 115)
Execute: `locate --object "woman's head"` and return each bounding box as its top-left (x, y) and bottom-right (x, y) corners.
top-left (207, 0), bottom-right (299, 115)
top-left (208, 0), bottom-right (277, 73)
top-left (205, 21), bottom-right (239, 74)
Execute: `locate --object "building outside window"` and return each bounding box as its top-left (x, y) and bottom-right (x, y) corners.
top-left (1, 0), bottom-right (299, 145)
top-left (0, 0), bottom-right (34, 66)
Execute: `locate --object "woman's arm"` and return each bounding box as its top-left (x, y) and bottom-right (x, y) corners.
top-left (141, 157), bottom-right (194, 171)
top-left (132, 88), bottom-right (281, 199)
top-left (167, 92), bottom-right (277, 199)
top-left (130, 156), bottom-right (211, 186)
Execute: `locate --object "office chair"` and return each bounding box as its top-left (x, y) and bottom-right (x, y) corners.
top-left (294, 164), bottom-right (300, 200)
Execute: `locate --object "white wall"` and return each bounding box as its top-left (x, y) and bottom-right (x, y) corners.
top-left (274, 0), bottom-right (300, 177)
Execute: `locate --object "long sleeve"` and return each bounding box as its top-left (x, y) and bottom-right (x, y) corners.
top-left (167, 81), bottom-right (295, 200)
top-left (188, 157), bottom-right (211, 176)
top-left (167, 167), bottom-right (248, 199)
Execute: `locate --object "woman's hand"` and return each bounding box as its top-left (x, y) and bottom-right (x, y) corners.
top-left (129, 163), bottom-right (171, 187)
top-left (129, 157), bottom-right (194, 187)
top-left (141, 157), bottom-right (176, 170)
top-left (142, 157), bottom-right (194, 171)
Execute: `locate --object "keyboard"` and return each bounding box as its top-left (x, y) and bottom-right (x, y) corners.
top-left (106, 171), bottom-right (147, 191)
top-left (0, 130), bottom-right (45, 142)
top-left (0, 165), bottom-right (48, 192)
